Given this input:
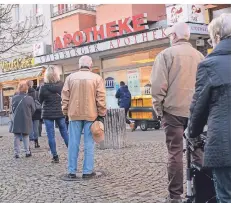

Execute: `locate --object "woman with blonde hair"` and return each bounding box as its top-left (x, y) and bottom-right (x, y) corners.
top-left (39, 66), bottom-right (68, 163)
top-left (11, 80), bottom-right (36, 158)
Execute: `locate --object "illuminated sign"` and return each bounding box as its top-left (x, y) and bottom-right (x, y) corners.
top-left (0, 56), bottom-right (35, 73)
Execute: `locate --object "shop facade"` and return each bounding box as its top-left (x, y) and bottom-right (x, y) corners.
top-left (0, 55), bottom-right (47, 124)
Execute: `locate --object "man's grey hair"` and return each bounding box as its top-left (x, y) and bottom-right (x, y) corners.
top-left (208, 13), bottom-right (231, 40)
top-left (44, 66), bottom-right (60, 83)
top-left (27, 80), bottom-right (34, 88)
top-left (79, 55), bottom-right (93, 69)
top-left (170, 22), bottom-right (191, 41)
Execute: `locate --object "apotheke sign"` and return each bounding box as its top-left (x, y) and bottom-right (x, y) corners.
top-left (54, 13), bottom-right (149, 51)
top-left (35, 28), bottom-right (170, 64)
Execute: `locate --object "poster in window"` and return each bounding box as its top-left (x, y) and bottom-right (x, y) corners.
top-left (127, 69), bottom-right (141, 96)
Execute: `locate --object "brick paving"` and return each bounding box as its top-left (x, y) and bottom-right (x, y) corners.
top-left (0, 127), bottom-right (172, 203)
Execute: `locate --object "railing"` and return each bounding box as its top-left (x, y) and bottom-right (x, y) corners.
top-left (52, 4), bottom-right (96, 17)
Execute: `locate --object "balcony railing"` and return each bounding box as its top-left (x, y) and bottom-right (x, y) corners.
top-left (52, 4), bottom-right (96, 18)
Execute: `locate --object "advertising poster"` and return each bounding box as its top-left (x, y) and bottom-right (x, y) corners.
top-left (140, 66), bottom-right (152, 95)
top-left (127, 69), bottom-right (141, 96)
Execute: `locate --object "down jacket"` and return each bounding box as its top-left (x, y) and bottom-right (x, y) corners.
top-left (188, 38), bottom-right (231, 168)
top-left (39, 82), bottom-right (64, 119)
top-left (115, 85), bottom-right (131, 109)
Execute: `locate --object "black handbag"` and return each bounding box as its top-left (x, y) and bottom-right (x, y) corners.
top-left (9, 95), bottom-right (27, 133)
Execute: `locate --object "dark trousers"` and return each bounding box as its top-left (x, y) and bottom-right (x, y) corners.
top-left (162, 111), bottom-right (203, 199)
top-left (39, 120), bottom-right (42, 136)
top-left (125, 108), bottom-right (131, 125)
top-left (213, 167), bottom-right (231, 203)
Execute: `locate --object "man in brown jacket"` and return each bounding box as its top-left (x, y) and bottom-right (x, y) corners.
top-left (62, 55), bottom-right (106, 179)
top-left (150, 22), bottom-right (204, 203)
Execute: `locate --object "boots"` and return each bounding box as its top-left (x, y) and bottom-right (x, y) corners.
top-left (34, 139), bottom-right (40, 148)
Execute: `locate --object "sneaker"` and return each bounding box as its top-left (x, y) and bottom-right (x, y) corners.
top-left (67, 174), bottom-right (77, 179)
top-left (52, 155), bottom-right (59, 163)
top-left (26, 152), bottom-right (32, 158)
top-left (15, 155), bottom-right (20, 159)
top-left (82, 172), bottom-right (96, 179)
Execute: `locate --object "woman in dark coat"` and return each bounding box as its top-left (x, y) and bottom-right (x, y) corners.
top-left (39, 66), bottom-right (68, 163)
top-left (187, 13), bottom-right (231, 202)
top-left (11, 81), bottom-right (36, 158)
top-left (27, 80), bottom-right (41, 148)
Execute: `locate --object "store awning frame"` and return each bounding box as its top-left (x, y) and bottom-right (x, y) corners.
top-left (0, 66), bottom-right (47, 83)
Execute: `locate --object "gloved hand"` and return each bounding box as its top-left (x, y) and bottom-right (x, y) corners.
top-left (96, 116), bottom-right (104, 123)
top-left (184, 128), bottom-right (202, 148)
top-left (157, 116), bottom-right (162, 122)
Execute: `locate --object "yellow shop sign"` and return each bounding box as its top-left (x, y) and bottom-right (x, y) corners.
top-left (0, 57), bottom-right (35, 73)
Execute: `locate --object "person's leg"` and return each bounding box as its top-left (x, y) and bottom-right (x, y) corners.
top-left (14, 134), bottom-right (21, 157)
top-left (29, 120), bottom-right (34, 141)
top-left (56, 117), bottom-right (68, 147)
top-left (125, 108), bottom-right (131, 124)
top-left (213, 167), bottom-right (231, 203)
top-left (44, 119), bottom-right (57, 157)
top-left (68, 120), bottom-right (83, 175)
top-left (83, 121), bottom-right (95, 175)
top-left (162, 112), bottom-right (187, 200)
top-left (22, 134), bottom-right (31, 156)
top-left (33, 120), bottom-right (40, 148)
top-left (39, 119), bottom-right (42, 137)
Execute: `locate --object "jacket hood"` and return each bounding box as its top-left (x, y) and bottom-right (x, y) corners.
top-left (121, 85), bottom-right (129, 90)
top-left (28, 87), bottom-right (35, 93)
top-left (43, 82), bottom-right (63, 94)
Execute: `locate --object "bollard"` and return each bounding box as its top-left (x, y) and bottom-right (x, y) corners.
top-left (99, 108), bottom-right (127, 149)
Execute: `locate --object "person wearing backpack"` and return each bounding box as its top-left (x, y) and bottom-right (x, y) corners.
top-left (27, 80), bottom-right (41, 148)
top-left (115, 81), bottom-right (134, 131)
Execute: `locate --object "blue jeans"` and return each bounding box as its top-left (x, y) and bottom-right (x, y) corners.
top-left (44, 118), bottom-right (68, 157)
top-left (29, 120), bottom-right (39, 141)
top-left (213, 167), bottom-right (231, 203)
top-left (68, 120), bottom-right (94, 175)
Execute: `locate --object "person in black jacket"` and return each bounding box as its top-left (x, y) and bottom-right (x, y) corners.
top-left (39, 66), bottom-right (68, 163)
top-left (36, 85), bottom-right (43, 137)
top-left (186, 13), bottom-right (231, 203)
top-left (27, 80), bottom-right (41, 148)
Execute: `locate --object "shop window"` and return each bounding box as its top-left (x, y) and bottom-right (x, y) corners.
top-left (102, 47), bottom-right (165, 70)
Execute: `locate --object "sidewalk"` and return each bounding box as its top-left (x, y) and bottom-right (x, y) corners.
top-left (0, 125), bottom-right (169, 203)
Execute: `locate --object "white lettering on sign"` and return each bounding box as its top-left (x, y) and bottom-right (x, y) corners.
top-left (35, 29), bottom-right (168, 64)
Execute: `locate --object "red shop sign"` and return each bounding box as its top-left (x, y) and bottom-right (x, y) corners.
top-left (54, 13), bottom-right (149, 51)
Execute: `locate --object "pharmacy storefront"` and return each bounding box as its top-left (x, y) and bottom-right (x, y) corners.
top-left (34, 11), bottom-right (208, 108)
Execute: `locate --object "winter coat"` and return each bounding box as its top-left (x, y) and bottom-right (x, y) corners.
top-left (150, 41), bottom-right (204, 117)
top-left (188, 38), bottom-right (231, 168)
top-left (39, 81), bottom-right (65, 120)
top-left (62, 68), bottom-right (106, 121)
top-left (11, 93), bottom-right (36, 135)
top-left (115, 85), bottom-right (131, 109)
top-left (28, 87), bottom-right (41, 120)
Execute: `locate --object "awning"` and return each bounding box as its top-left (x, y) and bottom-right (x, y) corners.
top-left (0, 67), bottom-right (45, 83)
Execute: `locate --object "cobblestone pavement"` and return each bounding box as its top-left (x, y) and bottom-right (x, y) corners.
top-left (0, 127), bottom-right (174, 203)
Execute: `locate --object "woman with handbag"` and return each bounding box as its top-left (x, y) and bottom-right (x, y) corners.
top-left (11, 81), bottom-right (36, 158)
top-left (27, 80), bottom-right (41, 148)
top-left (39, 66), bottom-right (68, 163)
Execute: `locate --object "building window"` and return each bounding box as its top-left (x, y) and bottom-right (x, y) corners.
top-left (212, 6), bottom-right (231, 18)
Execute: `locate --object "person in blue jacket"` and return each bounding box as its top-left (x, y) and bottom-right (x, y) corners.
top-left (115, 81), bottom-right (134, 131)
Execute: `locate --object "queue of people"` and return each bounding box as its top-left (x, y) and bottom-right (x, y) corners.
top-left (8, 12), bottom-right (231, 202)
